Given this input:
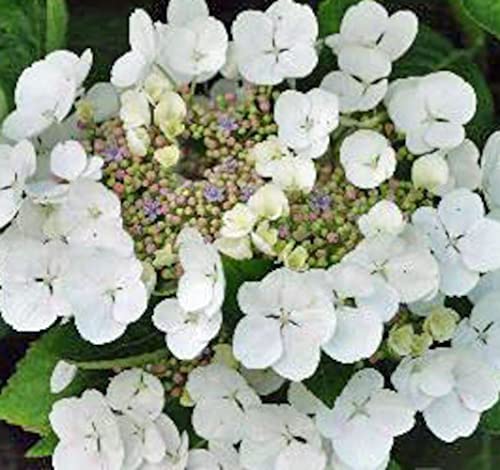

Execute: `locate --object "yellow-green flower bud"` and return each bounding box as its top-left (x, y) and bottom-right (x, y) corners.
top-left (410, 332), bottom-right (433, 356)
top-left (423, 307), bottom-right (460, 342)
top-left (154, 145), bottom-right (180, 169)
top-left (283, 246), bottom-right (308, 271)
top-left (153, 244), bottom-right (176, 269)
top-left (388, 324), bottom-right (414, 357)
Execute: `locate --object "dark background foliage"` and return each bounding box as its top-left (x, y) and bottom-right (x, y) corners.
top-left (1, 0), bottom-right (500, 468)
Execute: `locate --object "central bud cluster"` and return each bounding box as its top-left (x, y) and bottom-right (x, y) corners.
top-left (83, 86), bottom-right (430, 287)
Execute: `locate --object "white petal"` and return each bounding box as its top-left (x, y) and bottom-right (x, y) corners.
top-left (438, 188), bottom-right (484, 237)
top-left (459, 218), bottom-right (500, 272)
top-left (323, 307), bottom-right (383, 363)
top-left (50, 141), bottom-right (88, 181)
top-left (167, 0), bottom-right (209, 27)
top-left (378, 11), bottom-right (418, 60)
top-left (423, 392), bottom-right (480, 443)
top-left (50, 360), bottom-right (78, 394)
top-left (233, 315), bottom-right (283, 369)
top-left (338, 45), bottom-right (391, 83)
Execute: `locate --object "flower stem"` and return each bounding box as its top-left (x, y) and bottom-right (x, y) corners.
top-left (71, 349), bottom-right (167, 370)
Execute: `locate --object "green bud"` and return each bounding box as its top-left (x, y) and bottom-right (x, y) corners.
top-left (423, 307), bottom-right (460, 343)
top-left (388, 324), bottom-right (414, 357)
top-left (410, 332), bottom-right (433, 356)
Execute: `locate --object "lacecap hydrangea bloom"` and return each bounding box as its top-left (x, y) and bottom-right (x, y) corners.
top-left (1, 0), bottom-right (500, 469)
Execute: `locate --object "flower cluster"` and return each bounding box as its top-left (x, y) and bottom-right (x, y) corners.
top-left (3, 0), bottom-right (500, 469)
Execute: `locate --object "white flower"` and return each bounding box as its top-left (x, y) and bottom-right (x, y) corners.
top-left (240, 404), bottom-right (327, 470)
top-left (269, 156), bottom-right (317, 194)
top-left (120, 90), bottom-right (151, 130)
top-left (61, 250), bottom-right (148, 344)
top-left (232, 0), bottom-right (318, 85)
top-left (326, 0), bottom-right (418, 84)
top-left (392, 348), bottom-right (499, 443)
top-left (220, 203), bottom-right (257, 238)
top-left (133, 414), bottom-right (189, 470)
top-left (241, 368), bottom-right (286, 397)
top-left (233, 268), bottom-right (336, 381)
top-left (160, 0), bottom-right (228, 84)
top-left (481, 131), bottom-right (500, 210)
top-left (412, 152), bottom-right (449, 193)
top-left (386, 72), bottom-right (477, 155)
top-left (186, 364), bottom-right (260, 443)
top-left (468, 268), bottom-right (500, 305)
top-left (154, 91), bottom-right (187, 139)
top-left (251, 221), bottom-right (279, 257)
top-left (144, 68), bottom-right (174, 104)
top-left (153, 298), bottom-right (222, 360)
top-left (453, 293), bottom-right (500, 370)
top-left (177, 227), bottom-right (225, 316)
top-left (107, 369), bottom-right (165, 422)
top-left (288, 382), bottom-right (329, 420)
top-left (47, 179), bottom-right (133, 255)
top-left (413, 189), bottom-right (500, 296)
top-left (215, 236), bottom-right (253, 260)
top-left (2, 49), bottom-right (92, 141)
top-left (187, 443), bottom-right (243, 470)
top-left (345, 231), bottom-right (440, 305)
top-left (318, 369), bottom-right (415, 469)
top-left (318, 264), bottom-right (385, 363)
top-left (438, 139), bottom-right (481, 194)
top-left (50, 140), bottom-right (103, 182)
top-left (275, 89), bottom-right (339, 159)
top-left (340, 130), bottom-right (396, 189)
top-left (248, 183), bottom-right (289, 221)
top-left (1, 239), bottom-right (71, 332)
top-left (118, 413), bottom-right (175, 470)
top-left (77, 82), bottom-right (120, 123)
top-left (126, 127), bottom-right (151, 157)
top-left (50, 390), bottom-right (124, 470)
top-left (408, 292), bottom-right (446, 317)
top-left (0, 140), bottom-right (36, 228)
top-left (221, 41), bottom-right (240, 80)
top-left (358, 200), bottom-right (405, 239)
top-left (252, 136), bottom-right (291, 177)
top-left (412, 140), bottom-right (481, 196)
top-left (321, 70), bottom-right (388, 113)
top-left (50, 360), bottom-right (78, 394)
top-left (111, 9), bottom-right (158, 88)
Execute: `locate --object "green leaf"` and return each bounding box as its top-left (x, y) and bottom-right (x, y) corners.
top-left (303, 356), bottom-right (353, 408)
top-left (26, 432), bottom-right (58, 458)
top-left (387, 460), bottom-right (402, 470)
top-left (0, 0), bottom-right (67, 115)
top-left (461, 0), bottom-right (500, 39)
top-left (222, 257), bottom-right (274, 329)
top-left (58, 311), bottom-right (165, 364)
top-left (482, 401), bottom-right (500, 435)
top-left (45, 0), bottom-right (68, 52)
top-left (0, 327), bottom-right (105, 436)
top-left (393, 25), bottom-right (495, 144)
top-left (318, 0), bottom-right (360, 37)
top-left (0, 84), bottom-right (7, 122)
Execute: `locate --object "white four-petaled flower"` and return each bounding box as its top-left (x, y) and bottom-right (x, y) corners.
top-left (392, 348), bottom-right (499, 443)
top-left (274, 89), bottom-right (339, 159)
top-left (386, 72), bottom-right (477, 155)
top-left (3, 50), bottom-right (92, 141)
top-left (186, 364), bottom-right (261, 443)
top-left (233, 268), bottom-right (336, 381)
top-left (340, 130), bottom-right (396, 189)
top-left (413, 188), bottom-right (500, 296)
top-left (318, 368), bottom-right (415, 469)
top-left (232, 0), bottom-right (319, 85)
